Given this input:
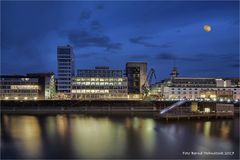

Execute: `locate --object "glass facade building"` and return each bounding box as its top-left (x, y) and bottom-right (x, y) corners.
top-left (126, 62), bottom-right (147, 94)
top-left (77, 66), bottom-right (123, 77)
top-left (72, 67), bottom-right (128, 100)
top-left (57, 45), bottom-right (75, 98)
top-left (26, 73), bottom-right (56, 99)
top-left (0, 75), bottom-right (40, 100)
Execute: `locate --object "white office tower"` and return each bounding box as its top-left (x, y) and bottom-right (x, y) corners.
top-left (57, 45), bottom-right (75, 99)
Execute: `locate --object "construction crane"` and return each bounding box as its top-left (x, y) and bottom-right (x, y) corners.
top-left (142, 68), bottom-right (156, 97)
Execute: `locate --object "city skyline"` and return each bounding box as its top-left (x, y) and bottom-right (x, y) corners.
top-left (1, 1), bottom-right (239, 80)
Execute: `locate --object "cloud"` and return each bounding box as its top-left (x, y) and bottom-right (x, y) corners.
top-left (229, 19), bottom-right (239, 26)
top-left (230, 63), bottom-right (240, 68)
top-left (156, 52), bottom-right (176, 60)
top-left (79, 10), bottom-right (92, 21)
top-left (129, 36), bottom-right (159, 47)
top-left (176, 29), bottom-right (181, 33)
top-left (96, 4), bottom-right (104, 10)
top-left (68, 30), bottom-right (122, 51)
top-left (155, 52), bottom-right (201, 62)
top-left (159, 42), bottom-right (174, 48)
top-left (129, 36), bottom-right (174, 48)
top-left (91, 20), bottom-right (103, 31)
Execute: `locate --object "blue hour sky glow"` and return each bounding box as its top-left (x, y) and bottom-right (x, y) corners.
top-left (1, 1), bottom-right (239, 80)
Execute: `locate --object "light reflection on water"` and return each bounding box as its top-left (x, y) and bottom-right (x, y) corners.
top-left (2, 115), bottom-right (43, 158)
top-left (1, 114), bottom-right (239, 159)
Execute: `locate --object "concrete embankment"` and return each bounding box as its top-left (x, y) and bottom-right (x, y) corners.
top-left (0, 100), bottom-right (239, 115)
top-left (1, 100), bottom-right (157, 114)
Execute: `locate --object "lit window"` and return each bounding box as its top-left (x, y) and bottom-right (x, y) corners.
top-left (204, 108), bottom-right (210, 113)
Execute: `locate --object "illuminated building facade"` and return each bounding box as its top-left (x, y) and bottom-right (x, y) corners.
top-left (72, 67), bottom-right (128, 100)
top-left (0, 75), bottom-right (40, 100)
top-left (126, 62), bottom-right (147, 97)
top-left (26, 73), bottom-right (56, 99)
top-left (77, 66), bottom-right (123, 77)
top-left (0, 73), bottom-right (56, 100)
top-left (57, 45), bottom-right (75, 98)
top-left (160, 68), bottom-right (240, 101)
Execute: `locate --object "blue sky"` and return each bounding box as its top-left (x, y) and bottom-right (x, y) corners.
top-left (1, 1), bottom-right (239, 80)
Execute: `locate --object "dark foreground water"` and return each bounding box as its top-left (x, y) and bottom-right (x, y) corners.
top-left (1, 113), bottom-right (239, 159)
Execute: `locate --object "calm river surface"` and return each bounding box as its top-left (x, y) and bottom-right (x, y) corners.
top-left (1, 113), bottom-right (239, 159)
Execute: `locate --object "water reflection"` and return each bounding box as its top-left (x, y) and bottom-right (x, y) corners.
top-left (1, 114), bottom-right (239, 159)
top-left (70, 116), bottom-right (127, 158)
top-left (2, 116), bottom-right (43, 158)
top-left (56, 115), bottom-right (68, 139)
top-left (204, 121), bottom-right (211, 137)
top-left (220, 121), bottom-right (231, 139)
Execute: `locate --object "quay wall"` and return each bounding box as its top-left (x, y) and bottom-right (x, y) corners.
top-left (0, 100), bottom-right (239, 114)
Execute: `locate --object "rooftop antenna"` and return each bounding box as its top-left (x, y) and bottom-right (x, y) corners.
top-left (170, 58), bottom-right (179, 79)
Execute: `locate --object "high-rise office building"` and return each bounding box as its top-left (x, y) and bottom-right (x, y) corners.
top-left (126, 62), bottom-right (147, 95)
top-left (57, 45), bottom-right (75, 98)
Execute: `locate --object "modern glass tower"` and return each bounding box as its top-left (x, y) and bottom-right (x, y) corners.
top-left (126, 62), bottom-right (147, 94)
top-left (57, 45), bottom-right (75, 97)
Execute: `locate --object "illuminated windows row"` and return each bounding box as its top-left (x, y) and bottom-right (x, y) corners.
top-left (72, 82), bottom-right (124, 86)
top-left (74, 78), bottom-right (124, 82)
top-left (3, 96), bottom-right (38, 100)
top-left (10, 85), bottom-right (39, 90)
top-left (72, 89), bottom-right (109, 93)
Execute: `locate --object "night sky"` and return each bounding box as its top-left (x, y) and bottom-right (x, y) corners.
top-left (1, 1), bottom-right (239, 80)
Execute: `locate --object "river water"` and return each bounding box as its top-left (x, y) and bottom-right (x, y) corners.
top-left (1, 113), bottom-right (239, 159)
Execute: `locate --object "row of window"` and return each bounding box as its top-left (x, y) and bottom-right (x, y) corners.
top-left (72, 81), bottom-right (125, 85)
top-left (58, 70), bottom-right (72, 73)
top-left (58, 63), bottom-right (73, 65)
top-left (74, 78), bottom-right (125, 82)
top-left (58, 66), bottom-right (72, 69)
top-left (72, 86), bottom-right (127, 90)
top-left (171, 91), bottom-right (198, 94)
top-left (72, 94), bottom-right (128, 99)
top-left (1, 90), bottom-right (38, 93)
top-left (58, 78), bottom-right (71, 80)
top-left (58, 74), bottom-right (72, 77)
